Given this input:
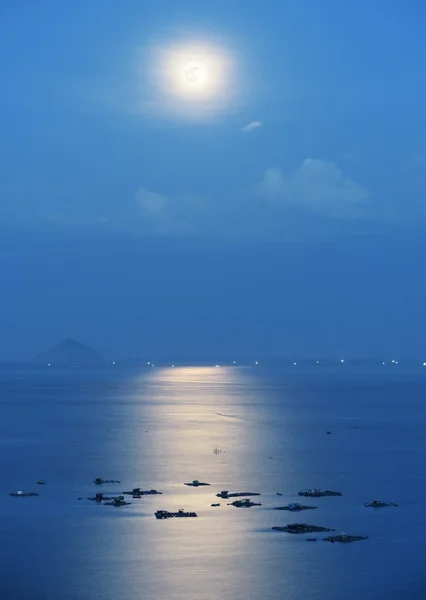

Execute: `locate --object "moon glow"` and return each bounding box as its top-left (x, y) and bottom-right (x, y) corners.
top-left (159, 43), bottom-right (233, 103)
top-left (143, 38), bottom-right (238, 119)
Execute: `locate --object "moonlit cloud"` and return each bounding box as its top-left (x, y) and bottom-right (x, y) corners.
top-left (258, 159), bottom-right (370, 219)
top-left (130, 159), bottom-right (373, 239)
top-left (241, 121), bottom-right (262, 133)
top-left (135, 187), bottom-right (168, 215)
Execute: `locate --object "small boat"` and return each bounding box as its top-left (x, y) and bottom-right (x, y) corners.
top-left (364, 500), bottom-right (398, 508)
top-left (184, 480), bottom-right (210, 487)
top-left (9, 490), bottom-right (39, 497)
top-left (37, 480), bottom-right (45, 485)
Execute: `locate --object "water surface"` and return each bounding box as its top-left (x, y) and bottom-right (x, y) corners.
top-left (1, 365), bottom-right (425, 599)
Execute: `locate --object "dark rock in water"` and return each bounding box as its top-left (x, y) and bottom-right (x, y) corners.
top-left (323, 535), bottom-right (368, 543)
top-left (33, 338), bottom-right (104, 366)
top-left (273, 523), bottom-right (335, 534)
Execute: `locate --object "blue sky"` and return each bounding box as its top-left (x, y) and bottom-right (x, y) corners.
top-left (1, 1), bottom-right (426, 359)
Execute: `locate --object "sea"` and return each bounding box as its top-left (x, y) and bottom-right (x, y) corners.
top-left (1, 364), bottom-right (426, 600)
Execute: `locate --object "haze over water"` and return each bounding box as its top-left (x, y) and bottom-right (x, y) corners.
top-left (1, 365), bottom-right (425, 600)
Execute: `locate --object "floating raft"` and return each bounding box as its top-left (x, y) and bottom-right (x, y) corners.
top-left (298, 489), bottom-right (342, 498)
top-left (216, 490), bottom-right (261, 499)
top-left (155, 509), bottom-right (197, 519)
top-left (103, 496), bottom-right (131, 507)
top-left (323, 535), bottom-right (368, 543)
top-left (273, 523), bottom-right (335, 534)
top-left (9, 490), bottom-right (39, 497)
top-left (184, 480), bottom-right (210, 487)
top-left (364, 500), bottom-right (398, 508)
top-left (274, 503), bottom-right (317, 511)
top-left (122, 488), bottom-right (162, 496)
top-left (87, 493), bottom-right (120, 502)
top-left (228, 499), bottom-right (262, 508)
top-left (93, 478), bottom-right (120, 485)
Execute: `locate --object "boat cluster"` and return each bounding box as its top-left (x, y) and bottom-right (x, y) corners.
top-left (270, 489), bottom-right (399, 543)
top-left (7, 478), bottom-right (397, 541)
top-left (87, 485), bottom-right (163, 507)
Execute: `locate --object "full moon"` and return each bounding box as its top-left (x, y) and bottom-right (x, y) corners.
top-left (143, 38), bottom-right (238, 119)
top-left (156, 42), bottom-right (233, 103)
top-left (182, 62), bottom-right (207, 86)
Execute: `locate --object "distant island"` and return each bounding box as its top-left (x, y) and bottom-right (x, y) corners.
top-left (33, 338), bottom-right (104, 366)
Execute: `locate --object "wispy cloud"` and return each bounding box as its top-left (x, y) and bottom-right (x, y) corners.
top-left (241, 121), bottom-right (262, 133)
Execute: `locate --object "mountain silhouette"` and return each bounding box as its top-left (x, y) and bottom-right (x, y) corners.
top-left (33, 338), bottom-right (104, 365)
